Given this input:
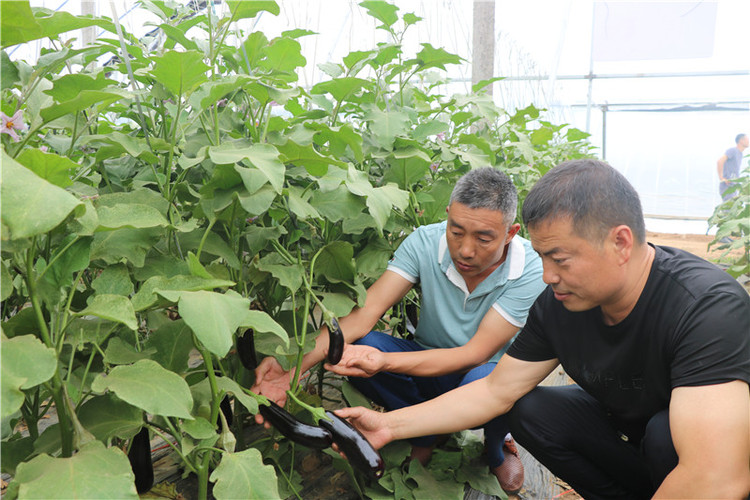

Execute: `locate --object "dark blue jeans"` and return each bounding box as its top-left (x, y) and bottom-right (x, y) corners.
top-left (508, 385), bottom-right (679, 500)
top-left (349, 331), bottom-right (510, 467)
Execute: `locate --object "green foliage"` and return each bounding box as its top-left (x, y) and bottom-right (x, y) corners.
top-left (1, 0), bottom-right (592, 498)
top-left (708, 163), bottom-right (750, 278)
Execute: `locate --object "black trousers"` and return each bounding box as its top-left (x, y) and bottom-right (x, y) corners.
top-left (507, 385), bottom-right (678, 500)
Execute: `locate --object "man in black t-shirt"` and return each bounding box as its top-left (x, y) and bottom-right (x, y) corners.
top-left (334, 160), bottom-right (750, 499)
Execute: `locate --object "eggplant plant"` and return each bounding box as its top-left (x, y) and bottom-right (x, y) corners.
top-left (1, 1), bottom-right (592, 499)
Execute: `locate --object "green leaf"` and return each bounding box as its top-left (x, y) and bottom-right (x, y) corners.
top-left (182, 417), bottom-right (216, 439)
top-left (318, 292), bottom-right (356, 319)
top-left (75, 294), bottom-right (138, 331)
top-left (240, 310), bottom-right (289, 350)
top-left (286, 186), bottom-right (321, 220)
top-left (40, 88), bottom-right (132, 123)
top-left (207, 143), bottom-right (285, 193)
top-left (310, 185), bottom-right (365, 222)
top-left (1, 152), bottom-right (82, 241)
top-left (406, 460), bottom-right (464, 499)
top-left (131, 275), bottom-right (234, 311)
top-left (143, 320), bottom-right (194, 373)
top-left (15, 148), bottom-right (77, 188)
top-left (77, 394), bottom-right (143, 443)
top-left (1, 436), bottom-right (34, 477)
top-left (385, 155), bottom-right (431, 189)
top-left (455, 462), bottom-right (505, 498)
top-left (1, 261), bottom-right (13, 301)
top-left (150, 50), bottom-right (209, 97)
top-left (227, 0), bottom-right (280, 21)
top-left (359, 1), bottom-right (399, 27)
top-left (1, 2), bottom-right (43, 48)
top-left (96, 204), bottom-right (169, 231)
top-left (1, 334), bottom-right (57, 419)
top-left (1, 50), bottom-right (20, 89)
top-left (367, 183), bottom-right (410, 231)
top-left (412, 121), bottom-right (449, 142)
top-left (363, 106), bottom-right (410, 150)
top-left (91, 359), bottom-right (193, 419)
top-left (189, 75), bottom-right (252, 111)
top-left (45, 72), bottom-right (115, 103)
top-left (341, 380), bottom-right (372, 409)
top-left (90, 227), bottom-right (164, 267)
top-left (10, 442), bottom-right (138, 499)
top-left (258, 37), bottom-right (306, 78)
top-left (256, 257), bottom-right (304, 294)
top-left (157, 290), bottom-right (250, 357)
top-left (190, 376), bottom-right (260, 415)
top-left (315, 241), bottom-right (355, 283)
top-left (531, 127), bottom-right (554, 145)
top-left (37, 235), bottom-right (92, 297)
top-left (235, 184), bottom-right (277, 216)
top-left (187, 251), bottom-right (214, 279)
top-left (276, 139), bottom-right (347, 177)
top-left (103, 337), bottom-right (156, 365)
top-left (209, 448), bottom-right (281, 500)
top-left (91, 264), bottom-right (133, 296)
top-left (412, 43), bottom-right (462, 71)
top-left (311, 77), bottom-right (369, 102)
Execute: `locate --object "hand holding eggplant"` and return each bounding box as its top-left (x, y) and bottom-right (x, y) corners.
top-left (328, 407), bottom-right (394, 455)
top-left (251, 357), bottom-right (293, 425)
top-left (324, 344), bottom-right (386, 378)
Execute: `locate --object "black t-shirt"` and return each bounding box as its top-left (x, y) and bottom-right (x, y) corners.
top-left (508, 244), bottom-right (750, 437)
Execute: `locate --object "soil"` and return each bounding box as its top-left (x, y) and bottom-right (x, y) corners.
top-left (646, 231), bottom-right (722, 260)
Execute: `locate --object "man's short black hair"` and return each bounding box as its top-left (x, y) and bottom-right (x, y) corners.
top-left (736, 133), bottom-right (747, 144)
top-left (522, 159), bottom-right (646, 245)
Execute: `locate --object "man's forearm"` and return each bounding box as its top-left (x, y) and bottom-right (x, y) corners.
top-left (383, 346), bottom-right (487, 378)
top-left (386, 376), bottom-right (511, 440)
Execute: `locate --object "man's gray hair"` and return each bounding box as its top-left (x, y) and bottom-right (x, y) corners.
top-left (449, 167), bottom-right (518, 227)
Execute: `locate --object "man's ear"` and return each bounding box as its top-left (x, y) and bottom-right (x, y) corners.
top-left (611, 225), bottom-right (634, 264)
top-left (505, 223), bottom-right (521, 243)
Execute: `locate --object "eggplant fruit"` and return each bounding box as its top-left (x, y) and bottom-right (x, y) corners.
top-left (319, 410), bottom-right (384, 479)
top-left (236, 329), bottom-right (258, 370)
top-left (128, 426), bottom-right (154, 494)
top-left (327, 317), bottom-right (344, 365)
top-left (259, 401), bottom-right (333, 449)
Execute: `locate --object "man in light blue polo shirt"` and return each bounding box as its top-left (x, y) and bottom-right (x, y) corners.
top-left (253, 168), bottom-right (544, 494)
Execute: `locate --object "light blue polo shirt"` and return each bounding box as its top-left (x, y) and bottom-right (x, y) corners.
top-left (386, 221), bottom-right (545, 362)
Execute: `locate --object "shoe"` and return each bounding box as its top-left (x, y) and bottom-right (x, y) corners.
top-left (492, 437), bottom-right (524, 495)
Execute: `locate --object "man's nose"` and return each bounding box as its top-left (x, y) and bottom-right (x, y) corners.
top-left (542, 266), bottom-right (559, 285)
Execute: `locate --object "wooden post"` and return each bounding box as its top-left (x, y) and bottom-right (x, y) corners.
top-left (471, 0), bottom-right (495, 95)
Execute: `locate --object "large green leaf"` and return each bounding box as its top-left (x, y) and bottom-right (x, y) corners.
top-left (359, 1), bottom-right (399, 28)
top-left (74, 294), bottom-right (138, 331)
top-left (91, 264), bottom-right (134, 297)
top-left (227, 0), bottom-right (280, 21)
top-left (95, 204), bottom-right (169, 231)
top-left (77, 394), bottom-right (143, 443)
top-left (314, 241), bottom-right (355, 284)
top-left (310, 185), bottom-right (365, 222)
top-left (363, 106), bottom-right (410, 150)
top-left (90, 227), bottom-right (163, 267)
top-left (256, 257), bottom-right (303, 294)
top-left (91, 359), bottom-right (193, 419)
top-left (191, 376), bottom-right (260, 415)
top-left (37, 235), bottom-right (92, 298)
top-left (209, 448), bottom-right (281, 500)
top-left (207, 142), bottom-right (285, 193)
top-left (40, 88), bottom-right (132, 123)
top-left (1, 334), bottom-right (57, 419)
top-left (276, 139), bottom-right (347, 177)
top-left (143, 320), bottom-right (194, 373)
top-left (240, 310), bottom-right (289, 349)
top-left (8, 441), bottom-right (138, 500)
top-left (1, 2), bottom-right (43, 48)
top-left (311, 77), bottom-right (369, 102)
top-left (412, 43), bottom-right (462, 71)
top-left (177, 229), bottom-right (241, 269)
top-left (15, 148), bottom-right (77, 188)
top-left (157, 290), bottom-right (250, 357)
top-left (45, 73), bottom-right (115, 102)
top-left (131, 275), bottom-right (234, 311)
top-left (286, 186), bottom-right (321, 220)
top-left (406, 460), bottom-right (464, 500)
top-left (189, 75), bottom-right (253, 111)
top-left (1, 152), bottom-right (82, 241)
top-left (150, 50), bottom-right (209, 97)
top-left (258, 37), bottom-right (305, 78)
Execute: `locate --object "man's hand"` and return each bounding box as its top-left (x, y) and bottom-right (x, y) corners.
top-left (333, 406), bottom-right (394, 451)
top-left (250, 356), bottom-right (292, 425)
top-left (324, 344), bottom-right (385, 378)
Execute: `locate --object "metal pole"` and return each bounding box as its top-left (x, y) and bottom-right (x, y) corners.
top-left (471, 0), bottom-right (495, 94)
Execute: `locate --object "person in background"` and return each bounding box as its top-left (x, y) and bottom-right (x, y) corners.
top-left (252, 167), bottom-right (546, 494)
top-left (716, 132), bottom-right (748, 201)
top-left (335, 159), bottom-right (750, 500)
